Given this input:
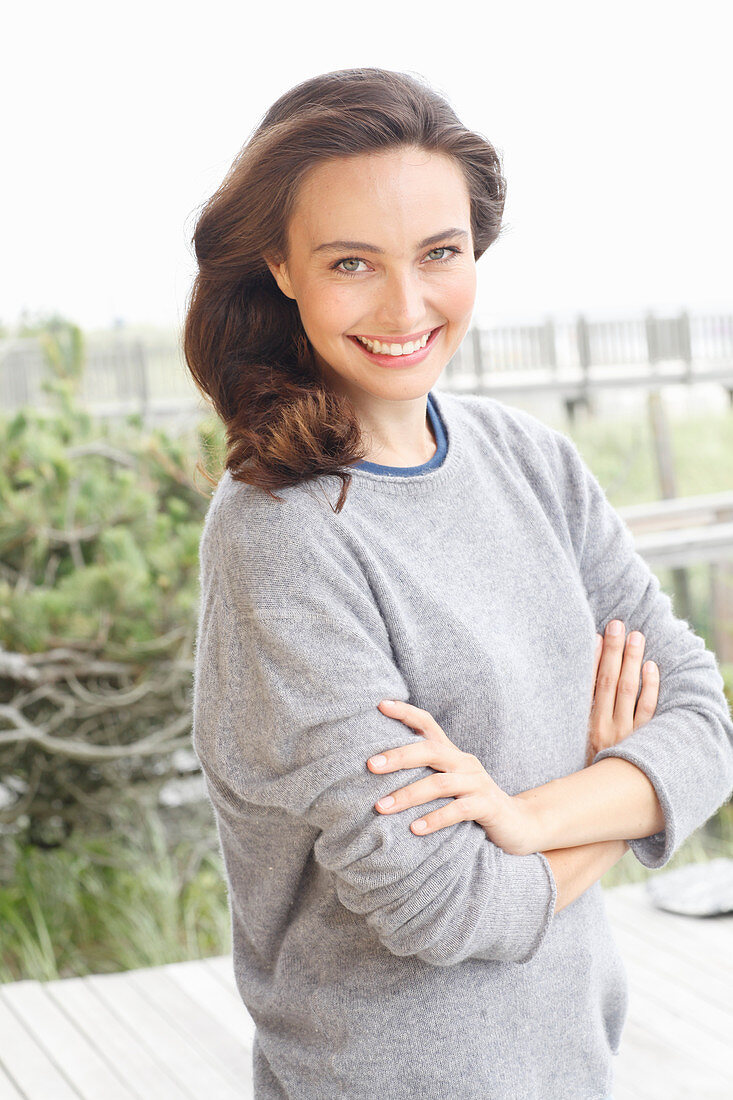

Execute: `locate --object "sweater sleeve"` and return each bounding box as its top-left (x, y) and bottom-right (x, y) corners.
top-left (192, 503), bottom-right (557, 967)
top-left (533, 421), bottom-right (733, 870)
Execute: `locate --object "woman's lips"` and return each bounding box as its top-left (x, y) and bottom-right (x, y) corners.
top-left (347, 325), bottom-right (444, 367)
top-left (351, 327), bottom-right (435, 344)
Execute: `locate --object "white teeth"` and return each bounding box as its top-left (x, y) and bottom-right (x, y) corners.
top-left (355, 330), bottom-right (432, 355)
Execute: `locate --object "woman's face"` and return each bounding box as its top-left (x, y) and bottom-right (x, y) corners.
top-left (266, 145), bottom-right (477, 406)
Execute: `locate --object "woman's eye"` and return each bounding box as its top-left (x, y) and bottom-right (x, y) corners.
top-left (332, 245), bottom-right (460, 278)
top-left (335, 258), bottom-right (367, 275)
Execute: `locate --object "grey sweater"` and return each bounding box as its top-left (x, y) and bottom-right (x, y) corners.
top-left (192, 389), bottom-right (733, 1099)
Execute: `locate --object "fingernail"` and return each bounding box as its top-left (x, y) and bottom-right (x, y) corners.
top-left (628, 631), bottom-right (643, 647)
top-left (413, 819), bottom-right (427, 831)
top-left (376, 796), bottom-right (394, 809)
top-left (369, 755), bottom-right (387, 767)
top-left (380, 700), bottom-right (397, 707)
top-left (607, 620), bottom-right (623, 635)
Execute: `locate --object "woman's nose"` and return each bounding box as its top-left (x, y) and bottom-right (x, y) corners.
top-left (373, 273), bottom-right (426, 333)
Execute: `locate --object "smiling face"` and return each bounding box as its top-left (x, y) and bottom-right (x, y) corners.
top-left (265, 145), bottom-right (477, 451)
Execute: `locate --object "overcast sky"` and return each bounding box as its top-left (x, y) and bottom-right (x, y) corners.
top-left (3, 0), bottom-right (731, 334)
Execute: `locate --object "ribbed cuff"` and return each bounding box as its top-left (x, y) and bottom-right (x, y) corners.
top-left (591, 744), bottom-right (674, 869)
top-left (515, 851), bottom-right (558, 962)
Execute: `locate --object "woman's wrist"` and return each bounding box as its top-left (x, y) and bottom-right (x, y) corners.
top-left (510, 789), bottom-right (549, 855)
top-left (508, 788), bottom-right (632, 857)
top-left (544, 837), bottom-right (629, 914)
top-left (511, 760), bottom-right (664, 852)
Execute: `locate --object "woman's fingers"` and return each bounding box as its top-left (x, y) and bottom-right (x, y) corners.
top-left (370, 701), bottom-right (509, 839)
top-left (592, 633), bottom-right (603, 692)
top-left (589, 622), bottom-right (660, 757)
top-left (377, 699), bottom-right (451, 742)
top-left (633, 660), bottom-right (660, 731)
top-left (593, 620), bottom-right (627, 719)
top-left (612, 629), bottom-right (646, 731)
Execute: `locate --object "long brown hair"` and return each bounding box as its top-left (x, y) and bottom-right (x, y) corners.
top-left (183, 67), bottom-right (507, 512)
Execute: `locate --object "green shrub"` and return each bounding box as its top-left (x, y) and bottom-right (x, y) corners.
top-left (0, 318), bottom-right (226, 846)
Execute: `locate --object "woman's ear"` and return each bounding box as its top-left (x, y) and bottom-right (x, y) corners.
top-left (265, 256), bottom-right (296, 300)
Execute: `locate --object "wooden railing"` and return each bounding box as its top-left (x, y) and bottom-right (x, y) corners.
top-left (1, 310), bottom-right (732, 420)
top-left (2, 321), bottom-right (731, 657)
top-left (619, 492), bottom-right (733, 663)
top-left (443, 310), bottom-right (733, 416)
top-left (619, 491), bottom-right (733, 567)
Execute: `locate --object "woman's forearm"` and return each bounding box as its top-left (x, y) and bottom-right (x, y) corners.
top-left (543, 838), bottom-right (629, 914)
top-left (516, 756), bottom-right (665, 851)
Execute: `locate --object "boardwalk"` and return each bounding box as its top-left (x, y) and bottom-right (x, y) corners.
top-left (0, 882), bottom-right (731, 1098)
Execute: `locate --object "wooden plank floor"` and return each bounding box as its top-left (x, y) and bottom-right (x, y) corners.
top-left (603, 882), bottom-right (733, 1099)
top-left (0, 882), bottom-right (730, 1098)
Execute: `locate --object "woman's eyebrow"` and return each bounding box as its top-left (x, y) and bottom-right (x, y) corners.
top-left (312, 228), bottom-right (469, 254)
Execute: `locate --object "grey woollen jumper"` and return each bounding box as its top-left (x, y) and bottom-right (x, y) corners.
top-left (192, 388), bottom-right (733, 1099)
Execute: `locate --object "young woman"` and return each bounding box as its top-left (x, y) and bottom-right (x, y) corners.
top-left (184, 68), bottom-right (733, 1100)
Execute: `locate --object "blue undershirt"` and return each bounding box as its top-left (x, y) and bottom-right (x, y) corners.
top-left (352, 390), bottom-right (447, 476)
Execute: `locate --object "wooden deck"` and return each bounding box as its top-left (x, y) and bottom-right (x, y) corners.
top-left (0, 882), bottom-right (731, 1098)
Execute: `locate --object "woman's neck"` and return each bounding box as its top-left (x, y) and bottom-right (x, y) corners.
top-left (361, 412), bottom-right (436, 467)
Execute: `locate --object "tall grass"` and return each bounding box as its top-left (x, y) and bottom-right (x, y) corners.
top-left (0, 795), bottom-right (230, 983)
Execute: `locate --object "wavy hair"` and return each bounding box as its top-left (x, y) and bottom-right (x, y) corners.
top-left (183, 67), bottom-right (507, 512)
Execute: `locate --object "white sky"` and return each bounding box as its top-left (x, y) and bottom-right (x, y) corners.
top-left (2, 0), bottom-right (731, 334)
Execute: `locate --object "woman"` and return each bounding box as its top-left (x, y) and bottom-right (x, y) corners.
top-left (184, 68), bottom-right (733, 1099)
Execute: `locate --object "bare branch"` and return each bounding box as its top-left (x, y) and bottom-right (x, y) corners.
top-left (0, 703), bottom-right (191, 759)
top-left (66, 442), bottom-right (138, 467)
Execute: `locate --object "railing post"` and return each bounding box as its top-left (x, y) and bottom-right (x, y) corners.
top-left (135, 340), bottom-right (150, 423)
top-left (710, 556), bottom-right (733, 666)
top-left (576, 314), bottom-right (590, 379)
top-left (679, 309), bottom-right (693, 383)
top-left (710, 499), bottom-right (733, 664)
top-left (646, 351), bottom-right (693, 621)
top-left (573, 313), bottom-right (592, 420)
top-left (645, 311), bottom-right (659, 368)
top-left (1, 342), bottom-right (32, 409)
top-left (471, 325), bottom-right (483, 388)
top-left (541, 317), bottom-right (557, 374)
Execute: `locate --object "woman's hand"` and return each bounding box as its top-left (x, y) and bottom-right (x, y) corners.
top-left (368, 700), bottom-right (533, 856)
top-left (585, 621), bottom-right (660, 767)
top-left (368, 625), bottom-right (662, 856)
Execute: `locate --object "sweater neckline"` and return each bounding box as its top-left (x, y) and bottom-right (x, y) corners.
top-left (345, 389), bottom-right (465, 496)
top-left (352, 390), bottom-right (447, 477)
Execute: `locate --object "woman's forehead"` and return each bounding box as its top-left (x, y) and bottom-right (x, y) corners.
top-left (300, 147), bottom-right (464, 195)
top-left (291, 151), bottom-right (471, 246)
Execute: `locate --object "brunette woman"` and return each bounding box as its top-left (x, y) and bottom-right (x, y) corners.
top-left (185, 67), bottom-right (733, 1099)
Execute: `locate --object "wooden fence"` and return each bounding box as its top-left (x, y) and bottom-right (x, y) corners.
top-left (618, 492), bottom-right (733, 663)
top-left (0, 335), bottom-right (203, 421)
top-left (1, 309), bottom-right (732, 421)
top-left (2, 310), bottom-right (732, 659)
top-left (443, 309), bottom-right (733, 417)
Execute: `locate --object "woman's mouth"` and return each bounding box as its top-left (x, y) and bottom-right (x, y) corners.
top-left (347, 325), bottom-right (444, 367)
